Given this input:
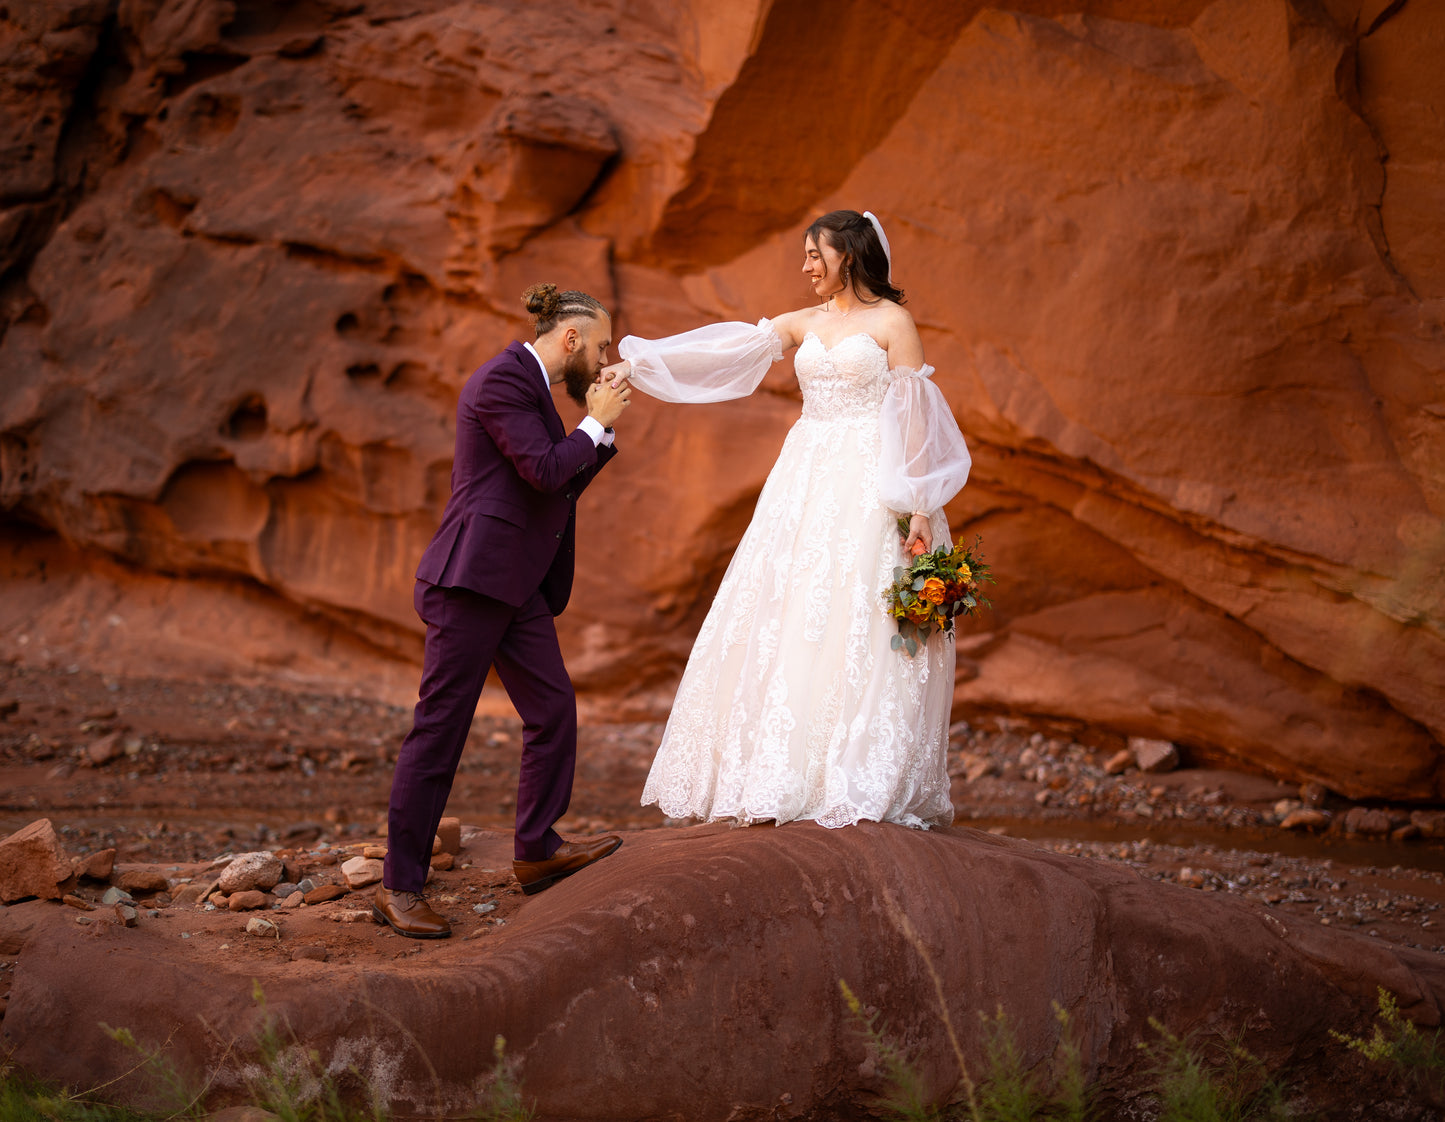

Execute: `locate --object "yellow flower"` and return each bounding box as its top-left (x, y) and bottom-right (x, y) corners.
top-left (955, 563), bottom-right (972, 583)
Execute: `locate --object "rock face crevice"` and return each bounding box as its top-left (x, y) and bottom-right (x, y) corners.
top-left (2, 0), bottom-right (1442, 798)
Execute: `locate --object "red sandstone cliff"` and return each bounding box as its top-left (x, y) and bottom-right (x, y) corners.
top-left (1, 0), bottom-right (1441, 798)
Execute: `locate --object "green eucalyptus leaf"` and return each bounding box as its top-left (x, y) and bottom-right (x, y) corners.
top-left (890, 633), bottom-right (903, 651)
top-left (904, 636), bottom-right (918, 657)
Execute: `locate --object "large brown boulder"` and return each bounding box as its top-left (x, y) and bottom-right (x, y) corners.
top-left (0, 819), bottom-right (75, 903)
top-left (0, 1), bottom-right (1441, 798)
top-left (2, 824), bottom-right (1441, 1117)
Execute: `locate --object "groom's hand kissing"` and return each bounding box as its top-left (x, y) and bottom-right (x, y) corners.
top-left (586, 371), bottom-right (631, 428)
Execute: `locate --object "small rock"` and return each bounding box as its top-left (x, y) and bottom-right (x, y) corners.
top-left (304, 883), bottom-right (348, 905)
top-left (63, 894), bottom-right (93, 910)
top-left (116, 869), bottom-right (170, 894)
top-left (73, 849), bottom-right (116, 880)
top-left (272, 882), bottom-right (300, 900)
top-left (113, 903), bottom-right (138, 927)
top-left (1300, 782), bottom-right (1328, 808)
top-left (228, 890), bottom-right (269, 912)
top-left (362, 846), bottom-right (388, 860)
top-left (290, 944), bottom-right (328, 963)
top-left (1018, 747), bottom-right (1040, 768)
top-left (101, 886), bottom-right (135, 906)
top-left (1411, 810), bottom-right (1445, 838)
top-left (1033, 789), bottom-right (1051, 806)
top-left (170, 882), bottom-right (209, 905)
top-left (474, 902), bottom-right (497, 915)
top-left (245, 916), bottom-right (279, 938)
top-left (0, 818), bottom-right (76, 903)
top-left (1177, 867), bottom-right (1204, 889)
top-left (283, 823), bottom-right (324, 846)
top-left (1280, 809), bottom-right (1329, 831)
top-left (341, 856), bottom-right (383, 890)
top-left (1273, 799), bottom-right (1302, 818)
top-left (430, 853), bottom-right (454, 872)
top-left (296, 878), bottom-right (317, 895)
top-left (282, 891), bottom-right (305, 909)
top-left (1392, 824), bottom-right (1420, 843)
top-left (1343, 807), bottom-right (1394, 837)
top-left (218, 852), bottom-right (283, 893)
top-left (437, 817), bottom-right (462, 855)
top-left (331, 909), bottom-right (372, 924)
top-left (85, 732), bottom-right (124, 767)
top-left (207, 1106), bottom-right (283, 1122)
top-left (1130, 738), bottom-right (1179, 774)
top-left (1104, 749), bottom-right (1133, 776)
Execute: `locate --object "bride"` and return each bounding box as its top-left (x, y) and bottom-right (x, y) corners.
top-left (617, 210), bottom-right (972, 829)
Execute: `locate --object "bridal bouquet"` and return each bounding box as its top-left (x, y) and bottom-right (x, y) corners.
top-left (885, 523), bottom-right (993, 657)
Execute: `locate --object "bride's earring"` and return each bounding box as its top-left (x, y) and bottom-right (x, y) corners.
top-left (842, 263), bottom-right (850, 289)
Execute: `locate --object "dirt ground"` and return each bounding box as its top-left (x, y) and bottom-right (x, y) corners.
top-left (3, 659), bottom-right (1445, 964)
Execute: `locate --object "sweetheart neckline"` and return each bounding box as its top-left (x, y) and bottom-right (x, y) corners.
top-left (801, 330), bottom-right (886, 357)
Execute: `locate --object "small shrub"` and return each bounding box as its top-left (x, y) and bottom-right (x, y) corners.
top-left (975, 1006), bottom-right (1047, 1122)
top-left (472, 1035), bottom-right (533, 1122)
top-left (1331, 987), bottom-right (1445, 1106)
top-left (0, 1065), bottom-right (156, 1122)
top-left (242, 982), bottom-right (386, 1122)
top-left (1144, 1019), bottom-right (1290, 1122)
top-left (839, 979), bottom-right (941, 1122)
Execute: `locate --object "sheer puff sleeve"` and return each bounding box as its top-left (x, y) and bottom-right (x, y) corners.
top-left (878, 364), bottom-right (972, 515)
top-left (617, 318), bottom-right (785, 404)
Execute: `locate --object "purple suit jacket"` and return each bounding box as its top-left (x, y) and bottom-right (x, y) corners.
top-left (416, 342), bottom-right (617, 616)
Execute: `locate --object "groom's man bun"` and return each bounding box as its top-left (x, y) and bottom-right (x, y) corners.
top-left (522, 283), bottom-right (607, 337)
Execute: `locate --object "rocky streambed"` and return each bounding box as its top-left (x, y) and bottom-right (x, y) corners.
top-left (3, 662), bottom-right (1445, 1118)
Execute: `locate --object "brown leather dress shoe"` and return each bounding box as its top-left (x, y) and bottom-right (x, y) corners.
top-left (513, 835), bottom-right (623, 896)
top-left (372, 885), bottom-right (451, 939)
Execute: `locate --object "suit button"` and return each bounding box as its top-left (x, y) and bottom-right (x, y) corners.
top-left (555, 531), bottom-right (563, 540)
top-left (564, 491), bottom-right (575, 501)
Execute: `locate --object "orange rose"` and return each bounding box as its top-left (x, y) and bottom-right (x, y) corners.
top-left (921, 577), bottom-right (947, 605)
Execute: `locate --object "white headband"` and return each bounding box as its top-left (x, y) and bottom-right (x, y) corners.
top-left (863, 210), bottom-right (892, 283)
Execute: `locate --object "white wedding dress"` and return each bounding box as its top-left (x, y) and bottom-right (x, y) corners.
top-left (619, 320), bottom-right (972, 829)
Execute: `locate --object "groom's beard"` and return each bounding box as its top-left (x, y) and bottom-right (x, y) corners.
top-left (562, 350), bottom-right (597, 406)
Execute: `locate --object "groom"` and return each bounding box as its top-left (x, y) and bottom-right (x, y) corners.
top-left (374, 284), bottom-right (632, 939)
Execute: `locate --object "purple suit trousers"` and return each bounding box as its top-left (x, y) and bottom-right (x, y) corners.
top-left (384, 581), bottom-right (576, 889)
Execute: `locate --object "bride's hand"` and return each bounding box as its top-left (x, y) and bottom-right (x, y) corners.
top-left (600, 360), bottom-right (631, 389)
top-left (904, 513), bottom-right (932, 557)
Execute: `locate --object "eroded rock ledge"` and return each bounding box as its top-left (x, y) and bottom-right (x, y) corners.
top-left (3, 823), bottom-right (1443, 1118)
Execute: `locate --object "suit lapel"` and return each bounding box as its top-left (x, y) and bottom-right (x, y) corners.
top-left (509, 342), bottom-right (566, 439)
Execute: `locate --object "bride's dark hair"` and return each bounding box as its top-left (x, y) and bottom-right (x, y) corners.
top-left (804, 210), bottom-right (905, 306)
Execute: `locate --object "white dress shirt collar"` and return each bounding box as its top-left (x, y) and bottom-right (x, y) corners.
top-left (522, 341), bottom-right (550, 392)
